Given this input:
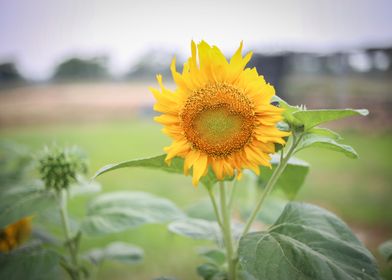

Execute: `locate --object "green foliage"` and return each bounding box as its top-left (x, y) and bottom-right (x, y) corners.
top-left (69, 177), bottom-right (102, 197)
top-left (0, 62), bottom-right (24, 83)
top-left (199, 249), bottom-right (226, 266)
top-left (85, 242), bottom-right (143, 265)
top-left (308, 127), bottom-right (342, 140)
top-left (296, 132), bottom-right (358, 159)
top-left (238, 202), bottom-right (381, 280)
top-left (292, 109), bottom-right (369, 130)
top-left (272, 95), bottom-right (368, 131)
top-left (168, 218), bottom-right (221, 241)
top-left (94, 154), bottom-right (232, 189)
top-left (197, 263), bottom-right (226, 280)
top-left (53, 57), bottom-right (108, 80)
top-left (379, 240), bottom-right (392, 263)
top-left (0, 243), bottom-right (60, 280)
top-left (0, 141), bottom-right (32, 186)
top-left (254, 196), bottom-right (287, 225)
top-left (0, 184), bottom-right (55, 228)
top-left (82, 191), bottom-right (185, 236)
top-left (259, 155), bottom-right (309, 199)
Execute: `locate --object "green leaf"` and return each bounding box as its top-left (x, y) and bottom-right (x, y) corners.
top-left (199, 248), bottom-right (226, 266)
top-left (197, 263), bottom-right (226, 280)
top-left (186, 199), bottom-right (216, 221)
top-left (255, 196), bottom-right (288, 225)
top-left (168, 218), bottom-right (221, 241)
top-left (94, 154), bottom-right (227, 189)
top-left (69, 176), bottom-right (101, 197)
top-left (85, 242), bottom-right (143, 265)
top-left (0, 243), bottom-right (60, 280)
top-left (81, 191), bottom-right (185, 236)
top-left (308, 127), bottom-right (342, 140)
top-left (0, 185), bottom-right (55, 228)
top-left (292, 109), bottom-right (369, 130)
top-left (238, 202), bottom-right (381, 280)
top-left (378, 240), bottom-right (392, 262)
top-left (259, 154), bottom-right (309, 199)
top-left (296, 133), bottom-right (358, 159)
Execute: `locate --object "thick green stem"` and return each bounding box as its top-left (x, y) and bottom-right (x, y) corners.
top-left (219, 182), bottom-right (236, 280)
top-left (59, 189), bottom-right (80, 280)
top-left (241, 134), bottom-right (301, 236)
top-left (207, 188), bottom-right (223, 229)
top-left (227, 180), bottom-right (238, 211)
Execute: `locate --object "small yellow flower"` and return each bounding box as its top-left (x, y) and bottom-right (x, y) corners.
top-left (151, 41), bottom-right (289, 186)
top-left (0, 217), bottom-right (32, 253)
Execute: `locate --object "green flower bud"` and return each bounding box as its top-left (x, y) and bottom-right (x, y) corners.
top-left (38, 145), bottom-right (88, 191)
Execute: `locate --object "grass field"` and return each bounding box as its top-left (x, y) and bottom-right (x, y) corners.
top-left (1, 119), bottom-right (391, 279)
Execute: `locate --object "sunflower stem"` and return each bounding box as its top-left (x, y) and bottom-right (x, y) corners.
top-left (207, 188), bottom-right (223, 229)
top-left (219, 181), bottom-right (237, 280)
top-left (59, 189), bottom-right (80, 280)
top-left (241, 133), bottom-right (302, 236)
top-left (228, 180), bottom-right (238, 211)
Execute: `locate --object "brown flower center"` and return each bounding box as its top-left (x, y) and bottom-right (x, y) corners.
top-left (180, 83), bottom-right (255, 157)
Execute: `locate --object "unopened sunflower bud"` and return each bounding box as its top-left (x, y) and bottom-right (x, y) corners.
top-left (38, 146), bottom-right (88, 191)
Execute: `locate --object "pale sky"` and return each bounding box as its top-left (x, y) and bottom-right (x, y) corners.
top-left (1, 0), bottom-right (391, 79)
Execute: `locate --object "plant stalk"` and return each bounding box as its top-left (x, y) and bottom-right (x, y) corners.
top-left (207, 188), bottom-right (223, 229)
top-left (241, 133), bottom-right (301, 236)
top-left (59, 189), bottom-right (80, 280)
top-left (219, 181), bottom-right (236, 280)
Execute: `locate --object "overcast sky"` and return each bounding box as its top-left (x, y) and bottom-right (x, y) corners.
top-left (1, 0), bottom-right (391, 79)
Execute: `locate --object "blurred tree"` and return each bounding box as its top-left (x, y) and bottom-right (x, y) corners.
top-left (53, 56), bottom-right (109, 80)
top-left (0, 62), bottom-right (24, 83)
top-left (124, 49), bottom-right (180, 81)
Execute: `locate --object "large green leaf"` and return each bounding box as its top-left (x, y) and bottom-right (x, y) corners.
top-left (0, 243), bottom-right (60, 280)
top-left (81, 191), bottom-right (184, 236)
top-left (296, 133), bottom-right (358, 159)
top-left (0, 185), bottom-right (55, 228)
top-left (94, 154), bottom-right (225, 189)
top-left (259, 154), bottom-right (309, 199)
top-left (292, 109), bottom-right (368, 130)
top-left (238, 202), bottom-right (381, 280)
top-left (378, 240), bottom-right (392, 262)
top-left (168, 218), bottom-right (221, 241)
top-left (85, 242), bottom-right (143, 265)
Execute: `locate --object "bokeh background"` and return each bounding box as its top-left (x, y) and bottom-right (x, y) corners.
top-left (1, 0), bottom-right (391, 279)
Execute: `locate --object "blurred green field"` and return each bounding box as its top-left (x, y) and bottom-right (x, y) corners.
top-left (1, 119), bottom-right (391, 279)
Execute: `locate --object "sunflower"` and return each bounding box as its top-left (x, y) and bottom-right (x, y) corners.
top-left (151, 41), bottom-right (289, 186)
top-left (0, 217), bottom-right (32, 253)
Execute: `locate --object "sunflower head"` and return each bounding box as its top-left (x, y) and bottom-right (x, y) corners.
top-left (0, 217), bottom-right (32, 253)
top-left (151, 41), bottom-right (289, 186)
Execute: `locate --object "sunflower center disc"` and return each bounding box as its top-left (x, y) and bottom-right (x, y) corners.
top-left (181, 83), bottom-right (255, 157)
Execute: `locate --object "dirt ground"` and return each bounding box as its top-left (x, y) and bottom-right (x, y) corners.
top-left (0, 82), bottom-right (157, 127)
top-left (0, 80), bottom-right (390, 130)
